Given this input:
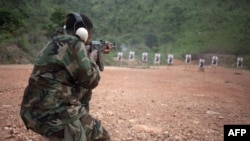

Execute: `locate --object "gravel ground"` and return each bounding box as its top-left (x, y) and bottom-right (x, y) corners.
top-left (0, 64), bottom-right (249, 141)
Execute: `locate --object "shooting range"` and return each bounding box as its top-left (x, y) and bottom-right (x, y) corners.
top-left (112, 52), bottom-right (248, 71)
top-left (1, 1), bottom-right (250, 140)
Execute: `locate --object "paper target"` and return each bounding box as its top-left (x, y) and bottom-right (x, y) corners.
top-left (199, 59), bottom-right (205, 68)
top-left (129, 51), bottom-right (135, 61)
top-left (154, 53), bottom-right (161, 64)
top-left (237, 57), bottom-right (243, 68)
top-left (211, 56), bottom-right (218, 66)
top-left (185, 54), bottom-right (191, 64)
top-left (142, 52), bottom-right (148, 62)
top-left (117, 52), bottom-right (123, 61)
top-left (168, 54), bottom-right (174, 64)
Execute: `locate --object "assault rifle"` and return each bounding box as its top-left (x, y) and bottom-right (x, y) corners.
top-left (88, 40), bottom-right (116, 71)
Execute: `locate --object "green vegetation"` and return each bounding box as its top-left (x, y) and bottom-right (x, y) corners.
top-left (0, 0), bottom-right (250, 68)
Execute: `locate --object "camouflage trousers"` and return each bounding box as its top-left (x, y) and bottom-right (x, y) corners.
top-left (43, 114), bottom-right (110, 141)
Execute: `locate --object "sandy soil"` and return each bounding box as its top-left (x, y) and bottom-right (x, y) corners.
top-left (0, 64), bottom-right (249, 141)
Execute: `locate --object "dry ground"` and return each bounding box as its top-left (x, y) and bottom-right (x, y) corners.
top-left (0, 64), bottom-right (249, 141)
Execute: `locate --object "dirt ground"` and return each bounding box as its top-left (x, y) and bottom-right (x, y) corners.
top-left (0, 63), bottom-right (249, 141)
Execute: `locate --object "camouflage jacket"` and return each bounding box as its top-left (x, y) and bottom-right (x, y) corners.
top-left (20, 34), bottom-right (100, 136)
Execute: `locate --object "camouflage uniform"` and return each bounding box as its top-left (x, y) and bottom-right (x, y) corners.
top-left (20, 34), bottom-right (110, 141)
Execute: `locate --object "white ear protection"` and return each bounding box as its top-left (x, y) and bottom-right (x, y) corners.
top-left (75, 27), bottom-right (88, 42)
top-left (68, 12), bottom-right (88, 42)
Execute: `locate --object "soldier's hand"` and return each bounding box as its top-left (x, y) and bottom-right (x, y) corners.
top-left (102, 41), bottom-right (112, 54)
top-left (89, 49), bottom-right (98, 62)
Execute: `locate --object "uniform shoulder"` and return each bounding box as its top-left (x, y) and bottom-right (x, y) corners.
top-left (54, 34), bottom-right (80, 43)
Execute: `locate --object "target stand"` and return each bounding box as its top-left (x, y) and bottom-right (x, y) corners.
top-left (184, 54), bottom-right (192, 71)
top-left (211, 56), bottom-right (218, 73)
top-left (116, 52), bottom-right (123, 67)
top-left (154, 53), bottom-right (161, 68)
top-left (127, 51), bottom-right (136, 68)
top-left (141, 52), bottom-right (150, 69)
top-left (198, 59), bottom-right (205, 72)
top-left (234, 57), bottom-right (243, 75)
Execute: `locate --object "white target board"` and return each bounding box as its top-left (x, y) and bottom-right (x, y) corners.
top-left (199, 59), bottom-right (205, 68)
top-left (142, 52), bottom-right (148, 62)
top-left (168, 54), bottom-right (174, 64)
top-left (237, 57), bottom-right (243, 68)
top-left (154, 53), bottom-right (161, 64)
top-left (185, 54), bottom-right (192, 64)
top-left (129, 51), bottom-right (135, 61)
top-left (211, 56), bottom-right (218, 66)
top-left (117, 52), bottom-right (123, 61)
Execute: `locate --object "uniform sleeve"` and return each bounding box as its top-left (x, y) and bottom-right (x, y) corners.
top-left (66, 40), bottom-right (100, 89)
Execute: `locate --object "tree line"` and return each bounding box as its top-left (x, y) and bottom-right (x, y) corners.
top-left (0, 0), bottom-right (249, 68)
